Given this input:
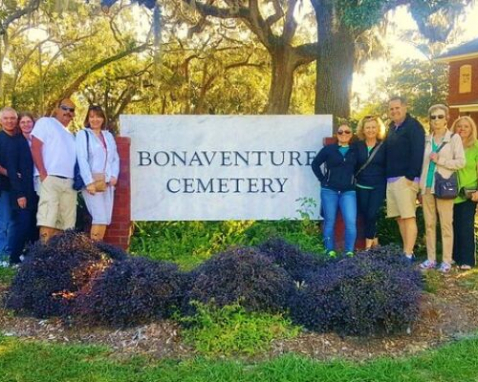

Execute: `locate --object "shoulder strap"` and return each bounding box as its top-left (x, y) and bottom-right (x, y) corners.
top-left (85, 129), bottom-right (90, 159)
top-left (436, 133), bottom-right (455, 153)
top-left (355, 141), bottom-right (384, 177)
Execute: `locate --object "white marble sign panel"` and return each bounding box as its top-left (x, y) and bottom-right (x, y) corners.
top-left (120, 115), bottom-right (332, 221)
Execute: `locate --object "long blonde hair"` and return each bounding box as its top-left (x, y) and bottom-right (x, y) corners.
top-left (452, 116), bottom-right (477, 148)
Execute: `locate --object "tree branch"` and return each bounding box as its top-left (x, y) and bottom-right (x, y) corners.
top-left (265, 0), bottom-right (284, 28)
top-left (0, 0), bottom-right (41, 35)
top-left (47, 42), bottom-right (151, 112)
top-left (283, 0), bottom-right (299, 43)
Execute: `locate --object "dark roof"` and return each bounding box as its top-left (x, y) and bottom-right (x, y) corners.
top-left (437, 37), bottom-right (478, 60)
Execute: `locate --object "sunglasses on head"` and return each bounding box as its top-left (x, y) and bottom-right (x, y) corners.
top-left (337, 130), bottom-right (352, 135)
top-left (59, 105), bottom-right (75, 113)
top-left (430, 115), bottom-right (445, 120)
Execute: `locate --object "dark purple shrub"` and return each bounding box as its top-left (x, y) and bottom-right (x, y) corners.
top-left (185, 247), bottom-right (296, 314)
top-left (258, 238), bottom-right (326, 282)
top-left (74, 257), bottom-right (187, 327)
top-left (94, 241), bottom-right (129, 261)
top-left (290, 246), bottom-right (423, 336)
top-left (355, 244), bottom-right (414, 268)
top-left (6, 231), bottom-right (112, 318)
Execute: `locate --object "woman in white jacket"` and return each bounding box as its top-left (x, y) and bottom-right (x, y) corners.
top-left (76, 105), bottom-right (120, 241)
top-left (419, 104), bottom-right (465, 273)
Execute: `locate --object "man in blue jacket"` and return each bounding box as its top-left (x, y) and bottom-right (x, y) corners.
top-left (385, 96), bottom-right (425, 261)
top-left (0, 107), bottom-right (18, 266)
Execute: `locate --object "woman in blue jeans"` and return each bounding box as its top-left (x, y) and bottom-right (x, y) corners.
top-left (312, 124), bottom-right (357, 256)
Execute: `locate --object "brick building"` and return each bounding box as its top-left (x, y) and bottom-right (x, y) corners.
top-left (436, 37), bottom-right (478, 126)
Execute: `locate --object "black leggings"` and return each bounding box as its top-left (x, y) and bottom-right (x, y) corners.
top-left (356, 185), bottom-right (386, 240)
top-left (453, 199), bottom-right (477, 267)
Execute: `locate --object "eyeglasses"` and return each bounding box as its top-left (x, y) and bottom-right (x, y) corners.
top-left (88, 105), bottom-right (102, 111)
top-left (59, 105), bottom-right (75, 113)
top-left (337, 130), bottom-right (352, 135)
top-left (430, 115), bottom-right (445, 120)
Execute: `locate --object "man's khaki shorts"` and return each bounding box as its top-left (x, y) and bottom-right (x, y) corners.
top-left (37, 175), bottom-right (77, 230)
top-left (386, 176), bottom-right (419, 219)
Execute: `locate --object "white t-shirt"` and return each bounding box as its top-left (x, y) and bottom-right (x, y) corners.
top-left (32, 117), bottom-right (76, 178)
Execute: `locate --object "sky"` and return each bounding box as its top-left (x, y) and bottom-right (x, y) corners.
top-left (352, 3), bottom-right (478, 109)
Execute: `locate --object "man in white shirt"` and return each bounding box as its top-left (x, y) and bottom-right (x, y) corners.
top-left (31, 99), bottom-right (77, 242)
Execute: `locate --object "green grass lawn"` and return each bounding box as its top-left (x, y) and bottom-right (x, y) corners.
top-left (0, 267), bottom-right (15, 285)
top-left (1, 334), bottom-right (478, 382)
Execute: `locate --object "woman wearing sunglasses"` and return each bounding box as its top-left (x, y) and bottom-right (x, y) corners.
top-left (312, 123), bottom-right (357, 257)
top-left (451, 116), bottom-right (478, 270)
top-left (355, 116), bottom-right (387, 250)
top-left (419, 104), bottom-right (465, 273)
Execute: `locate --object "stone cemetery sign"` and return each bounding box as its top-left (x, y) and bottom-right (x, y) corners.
top-left (120, 115), bottom-right (332, 221)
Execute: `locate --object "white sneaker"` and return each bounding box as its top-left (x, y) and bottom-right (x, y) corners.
top-left (438, 262), bottom-right (451, 273)
top-left (419, 260), bottom-right (437, 270)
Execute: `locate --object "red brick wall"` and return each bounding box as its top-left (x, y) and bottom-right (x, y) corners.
top-left (449, 108), bottom-right (460, 123)
top-left (449, 110), bottom-right (478, 130)
top-left (103, 137), bottom-right (132, 249)
top-left (470, 112), bottom-right (478, 128)
top-left (448, 58), bottom-right (478, 105)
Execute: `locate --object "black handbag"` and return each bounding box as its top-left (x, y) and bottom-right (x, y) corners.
top-left (72, 130), bottom-right (90, 191)
top-left (434, 172), bottom-right (459, 199)
top-left (433, 136), bottom-right (459, 199)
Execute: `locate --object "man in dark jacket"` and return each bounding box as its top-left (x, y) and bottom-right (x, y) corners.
top-left (0, 107), bottom-right (17, 266)
top-left (385, 96), bottom-right (425, 261)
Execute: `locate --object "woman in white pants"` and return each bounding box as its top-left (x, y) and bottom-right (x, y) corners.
top-left (76, 105), bottom-right (120, 241)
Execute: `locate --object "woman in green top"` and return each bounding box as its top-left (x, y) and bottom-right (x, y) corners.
top-left (452, 116), bottom-right (478, 270)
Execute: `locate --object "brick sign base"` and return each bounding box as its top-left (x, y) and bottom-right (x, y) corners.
top-left (103, 137), bottom-right (132, 250)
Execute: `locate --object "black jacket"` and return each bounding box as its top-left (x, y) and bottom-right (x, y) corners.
top-left (354, 140), bottom-right (386, 187)
top-left (0, 131), bottom-right (11, 192)
top-left (311, 143), bottom-right (357, 191)
top-left (0, 132), bottom-right (35, 210)
top-left (385, 114), bottom-right (425, 180)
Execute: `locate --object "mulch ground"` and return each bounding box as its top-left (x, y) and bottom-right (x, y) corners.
top-left (1, 269), bottom-right (478, 362)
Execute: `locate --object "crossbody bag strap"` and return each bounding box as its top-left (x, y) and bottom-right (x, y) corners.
top-left (99, 132), bottom-right (107, 173)
top-left (85, 129), bottom-right (90, 159)
top-left (355, 141), bottom-right (384, 178)
top-left (435, 133), bottom-right (455, 153)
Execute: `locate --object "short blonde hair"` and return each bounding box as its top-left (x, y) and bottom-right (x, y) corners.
top-left (356, 116), bottom-right (386, 141)
top-left (452, 116), bottom-right (477, 148)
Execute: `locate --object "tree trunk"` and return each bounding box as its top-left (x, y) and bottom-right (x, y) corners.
top-left (0, 34), bottom-right (9, 104)
top-left (264, 46), bottom-right (296, 114)
top-left (312, 0), bottom-right (356, 130)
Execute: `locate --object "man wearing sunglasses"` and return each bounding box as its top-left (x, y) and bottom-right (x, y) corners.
top-left (385, 96), bottom-right (425, 262)
top-left (31, 98), bottom-right (77, 243)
